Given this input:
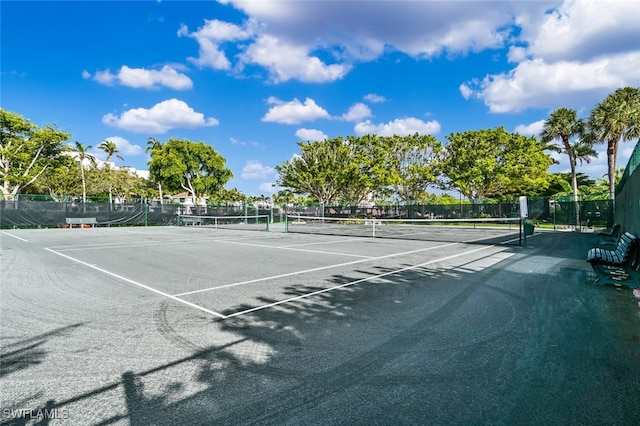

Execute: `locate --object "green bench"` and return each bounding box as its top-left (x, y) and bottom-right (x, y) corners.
top-left (598, 223), bottom-right (621, 246)
top-left (587, 231), bottom-right (640, 288)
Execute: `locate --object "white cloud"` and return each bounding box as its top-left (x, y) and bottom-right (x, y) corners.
top-left (230, 137), bottom-right (260, 147)
top-left (188, 1), bottom-right (533, 83)
top-left (240, 34), bottom-right (351, 83)
top-left (465, 53), bottom-right (640, 113)
top-left (364, 93), bottom-right (387, 103)
top-left (342, 103), bottom-right (372, 122)
top-left (262, 97), bottom-right (330, 125)
top-left (89, 65), bottom-right (192, 90)
top-left (514, 120), bottom-right (545, 137)
top-left (259, 182), bottom-right (277, 194)
top-left (459, 83), bottom-right (474, 100)
top-left (465, 0), bottom-right (640, 113)
top-left (354, 117), bottom-right (441, 137)
top-left (242, 160), bottom-right (275, 180)
top-left (295, 128), bottom-right (327, 142)
top-left (93, 69), bottom-right (117, 85)
top-left (102, 99), bottom-right (219, 134)
top-left (224, 0), bottom-right (523, 59)
top-left (102, 136), bottom-right (144, 156)
top-left (179, 19), bottom-right (252, 70)
top-left (521, 0), bottom-right (640, 63)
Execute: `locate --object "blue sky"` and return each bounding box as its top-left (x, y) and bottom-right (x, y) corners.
top-left (2, 0), bottom-right (639, 197)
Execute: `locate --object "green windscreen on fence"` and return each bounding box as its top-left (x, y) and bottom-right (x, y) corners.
top-left (615, 141), bottom-right (640, 236)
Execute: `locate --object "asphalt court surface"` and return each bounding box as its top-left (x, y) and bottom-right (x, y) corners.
top-left (2, 226), bottom-right (639, 425)
top-left (10, 226), bottom-right (518, 319)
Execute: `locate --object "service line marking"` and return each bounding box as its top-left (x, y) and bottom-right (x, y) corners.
top-left (224, 244), bottom-right (504, 319)
top-left (1, 231), bottom-right (29, 243)
top-left (174, 241), bottom-right (464, 297)
top-left (44, 247), bottom-right (226, 319)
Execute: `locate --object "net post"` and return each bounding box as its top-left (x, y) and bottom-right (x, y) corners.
top-left (519, 196), bottom-right (528, 247)
top-left (519, 218), bottom-right (524, 247)
top-left (284, 213), bottom-right (289, 233)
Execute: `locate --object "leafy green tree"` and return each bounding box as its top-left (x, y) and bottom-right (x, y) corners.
top-left (71, 141), bottom-right (96, 204)
top-left (588, 86), bottom-right (640, 201)
top-left (339, 135), bottom-right (395, 204)
top-left (212, 187), bottom-right (247, 203)
top-left (109, 167), bottom-right (148, 201)
top-left (98, 139), bottom-right (124, 163)
top-left (146, 137), bottom-right (165, 208)
top-left (442, 127), bottom-right (553, 201)
top-left (0, 109), bottom-right (71, 199)
top-left (385, 133), bottom-right (443, 202)
top-left (25, 155), bottom-right (81, 201)
top-left (147, 138), bottom-right (232, 207)
top-left (272, 189), bottom-right (295, 205)
top-left (542, 173), bottom-right (596, 198)
top-left (276, 137), bottom-right (353, 204)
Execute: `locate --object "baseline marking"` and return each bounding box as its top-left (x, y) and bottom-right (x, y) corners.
top-left (44, 247), bottom-right (226, 319)
top-left (224, 244), bottom-right (504, 319)
top-left (1, 232), bottom-right (29, 243)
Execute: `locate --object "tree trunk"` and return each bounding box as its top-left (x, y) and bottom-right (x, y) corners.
top-left (607, 139), bottom-right (617, 202)
top-left (569, 155), bottom-right (580, 230)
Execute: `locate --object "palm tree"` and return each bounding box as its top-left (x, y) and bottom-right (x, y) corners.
top-left (72, 141), bottom-right (96, 205)
top-left (98, 139), bottom-right (124, 163)
top-left (588, 86), bottom-right (640, 202)
top-left (541, 108), bottom-right (595, 228)
top-left (146, 137), bottom-right (164, 210)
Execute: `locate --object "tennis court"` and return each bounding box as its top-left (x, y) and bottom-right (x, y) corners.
top-left (1, 224), bottom-right (639, 424)
top-left (5, 223), bottom-right (523, 320)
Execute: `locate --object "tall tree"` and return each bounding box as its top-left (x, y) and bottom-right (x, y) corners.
top-left (341, 134), bottom-right (396, 204)
top-left (0, 109), bottom-right (70, 199)
top-left (588, 86), bottom-right (640, 201)
top-left (25, 155), bottom-right (81, 201)
top-left (385, 133), bottom-right (443, 202)
top-left (71, 141), bottom-right (96, 204)
top-left (146, 137), bottom-right (164, 209)
top-left (442, 127), bottom-right (553, 202)
top-left (276, 137), bottom-right (352, 205)
top-left (98, 139), bottom-right (124, 163)
top-left (147, 138), bottom-right (232, 208)
top-left (541, 108), bottom-right (596, 227)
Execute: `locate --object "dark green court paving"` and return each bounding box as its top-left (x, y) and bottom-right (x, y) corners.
top-left (1, 226), bottom-right (639, 425)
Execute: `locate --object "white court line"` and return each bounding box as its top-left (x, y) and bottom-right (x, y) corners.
top-left (280, 238), bottom-right (364, 248)
top-left (174, 241), bottom-right (462, 297)
top-left (50, 236), bottom-right (372, 259)
top-left (1, 231), bottom-right (29, 243)
top-left (208, 239), bottom-right (374, 259)
top-left (224, 244), bottom-right (503, 319)
top-left (174, 231), bottom-right (521, 297)
top-left (44, 247), bottom-right (226, 319)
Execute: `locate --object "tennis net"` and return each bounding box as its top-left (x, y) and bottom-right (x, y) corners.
top-left (285, 215), bottom-right (524, 245)
top-left (177, 214), bottom-right (270, 231)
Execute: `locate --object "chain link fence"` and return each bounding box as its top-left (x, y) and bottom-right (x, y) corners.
top-left (1, 195), bottom-right (614, 231)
